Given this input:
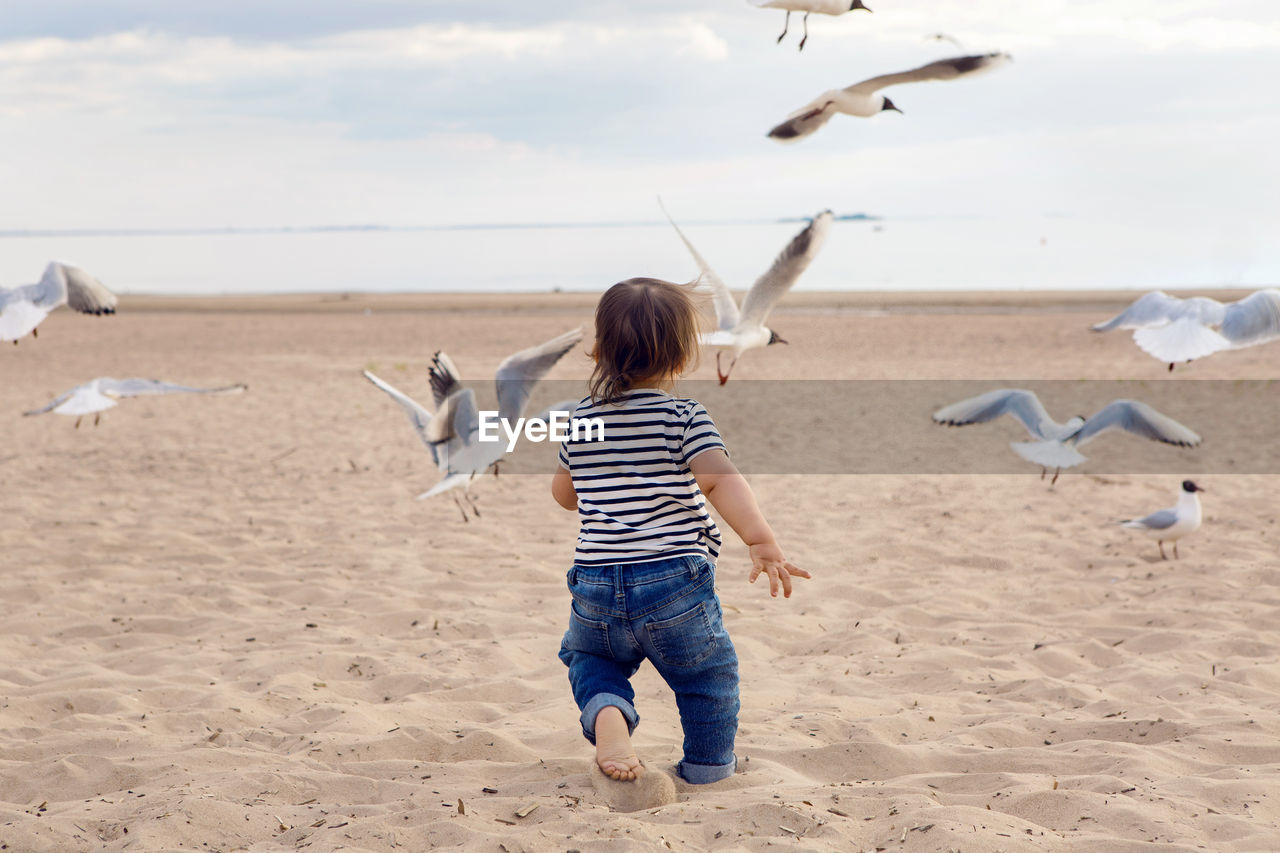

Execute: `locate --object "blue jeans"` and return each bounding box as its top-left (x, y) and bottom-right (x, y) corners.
top-left (558, 554), bottom-right (739, 784)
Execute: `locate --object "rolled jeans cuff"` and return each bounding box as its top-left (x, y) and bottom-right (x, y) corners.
top-left (580, 693), bottom-right (639, 744)
top-left (676, 755), bottom-right (737, 785)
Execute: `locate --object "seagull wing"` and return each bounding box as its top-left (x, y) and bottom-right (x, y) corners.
top-left (22, 262), bottom-right (70, 310)
top-left (56, 263), bottom-right (118, 315)
top-left (1219, 289), bottom-right (1280, 349)
top-left (739, 211), bottom-right (833, 329)
top-left (1091, 291), bottom-right (1195, 331)
top-left (22, 386), bottom-right (80, 417)
top-left (1132, 317), bottom-right (1231, 363)
top-left (0, 299), bottom-right (51, 342)
top-left (1122, 508), bottom-right (1179, 530)
top-left (450, 387), bottom-right (480, 444)
top-left (1074, 400), bottom-right (1201, 448)
top-left (932, 388), bottom-right (1061, 440)
top-left (844, 52), bottom-right (1011, 96)
top-left (362, 369), bottom-right (442, 466)
top-left (428, 351), bottom-right (464, 411)
top-left (415, 471), bottom-right (474, 501)
top-left (97, 378), bottom-right (247, 397)
top-left (767, 92), bottom-right (842, 142)
top-left (495, 327), bottom-right (584, 424)
top-left (659, 199), bottom-right (739, 331)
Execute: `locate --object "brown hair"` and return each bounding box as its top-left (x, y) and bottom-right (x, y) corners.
top-left (588, 277), bottom-right (702, 403)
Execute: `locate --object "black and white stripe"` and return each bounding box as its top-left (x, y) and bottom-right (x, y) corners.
top-left (558, 389), bottom-right (725, 567)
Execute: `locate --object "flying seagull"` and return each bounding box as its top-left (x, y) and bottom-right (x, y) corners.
top-left (363, 327), bottom-right (583, 520)
top-left (23, 378), bottom-right (248, 427)
top-left (932, 388), bottom-right (1201, 484)
top-left (660, 201), bottom-right (832, 384)
top-left (926, 32), bottom-right (965, 49)
top-left (768, 52), bottom-right (1011, 142)
top-left (750, 0), bottom-right (871, 51)
top-left (1121, 480), bottom-right (1204, 560)
top-left (1, 261), bottom-right (117, 343)
top-left (1090, 289), bottom-right (1280, 371)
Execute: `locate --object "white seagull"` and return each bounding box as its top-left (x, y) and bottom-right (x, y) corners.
top-left (932, 389), bottom-right (1202, 484)
top-left (767, 52), bottom-right (1011, 142)
top-left (750, 0), bottom-right (871, 51)
top-left (1, 261), bottom-right (117, 344)
top-left (23, 378), bottom-right (248, 428)
top-left (1120, 480), bottom-right (1204, 560)
top-left (661, 202), bottom-right (832, 384)
top-left (1090, 289), bottom-right (1280, 371)
top-left (363, 327), bottom-right (583, 520)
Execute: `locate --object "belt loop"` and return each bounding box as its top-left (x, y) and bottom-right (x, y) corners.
top-left (687, 555), bottom-right (699, 581)
top-left (568, 566), bottom-right (577, 585)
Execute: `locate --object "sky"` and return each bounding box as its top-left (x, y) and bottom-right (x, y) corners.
top-left (1, 1), bottom-right (1278, 251)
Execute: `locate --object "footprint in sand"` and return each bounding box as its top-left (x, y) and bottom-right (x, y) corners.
top-left (590, 765), bottom-right (676, 813)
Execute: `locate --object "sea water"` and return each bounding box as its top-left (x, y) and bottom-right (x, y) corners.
top-left (0, 213), bottom-right (1273, 296)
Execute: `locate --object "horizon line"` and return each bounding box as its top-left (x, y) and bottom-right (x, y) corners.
top-left (0, 214), bottom-right (888, 239)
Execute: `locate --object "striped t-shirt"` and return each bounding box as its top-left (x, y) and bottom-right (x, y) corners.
top-left (557, 388), bottom-right (726, 567)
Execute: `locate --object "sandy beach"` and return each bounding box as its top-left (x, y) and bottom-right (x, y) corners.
top-left (2, 291), bottom-right (1278, 852)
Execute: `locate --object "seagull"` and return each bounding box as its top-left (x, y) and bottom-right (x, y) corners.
top-left (767, 52), bottom-right (1011, 142)
top-left (23, 378), bottom-right (248, 427)
top-left (1, 261), bottom-right (117, 344)
top-left (926, 32), bottom-right (965, 49)
top-left (363, 327), bottom-right (583, 520)
top-left (1121, 480), bottom-right (1204, 560)
top-left (749, 0), bottom-right (871, 51)
top-left (932, 389), bottom-right (1201, 484)
top-left (660, 201), bottom-right (832, 384)
top-left (1090, 289), bottom-right (1280, 371)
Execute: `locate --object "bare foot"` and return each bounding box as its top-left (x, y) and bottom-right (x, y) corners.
top-left (594, 706), bottom-right (644, 781)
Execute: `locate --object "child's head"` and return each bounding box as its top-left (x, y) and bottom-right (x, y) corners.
top-left (589, 277), bottom-right (701, 403)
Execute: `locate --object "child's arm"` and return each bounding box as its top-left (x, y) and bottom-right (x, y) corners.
top-left (690, 449), bottom-right (810, 598)
top-left (551, 465), bottom-right (578, 511)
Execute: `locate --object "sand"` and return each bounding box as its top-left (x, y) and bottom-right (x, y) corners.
top-left (1, 291), bottom-right (1277, 851)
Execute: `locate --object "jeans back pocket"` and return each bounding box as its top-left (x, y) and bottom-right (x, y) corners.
top-left (565, 605), bottom-right (613, 658)
top-left (646, 599), bottom-right (717, 668)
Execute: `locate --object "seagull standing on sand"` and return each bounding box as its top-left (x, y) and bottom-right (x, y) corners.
top-left (767, 52), bottom-right (1011, 142)
top-left (661, 202), bottom-right (832, 384)
top-left (23, 378), bottom-right (248, 428)
top-left (1120, 480), bottom-right (1204, 560)
top-left (1, 261), bottom-right (117, 343)
top-left (1090, 289), bottom-right (1280, 371)
top-left (363, 327), bottom-right (583, 520)
top-left (750, 0), bottom-right (871, 51)
top-left (932, 389), bottom-right (1201, 484)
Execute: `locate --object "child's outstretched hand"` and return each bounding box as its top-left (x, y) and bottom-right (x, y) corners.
top-left (748, 542), bottom-right (811, 598)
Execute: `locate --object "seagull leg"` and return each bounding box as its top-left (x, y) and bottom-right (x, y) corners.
top-left (1040, 467), bottom-right (1046, 480)
top-left (716, 352), bottom-right (729, 385)
top-left (466, 491), bottom-right (482, 518)
top-left (75, 417), bottom-right (82, 429)
top-left (776, 10), bottom-right (789, 44)
top-left (1158, 540), bottom-right (1167, 560)
top-left (452, 492), bottom-right (470, 523)
top-left (1174, 542), bottom-right (1180, 559)
top-left (1168, 363), bottom-right (1175, 372)
top-left (798, 12), bottom-right (810, 50)
top-left (492, 461), bottom-right (501, 480)
top-left (1050, 467), bottom-right (1061, 485)
top-left (94, 413), bottom-right (101, 426)
top-left (31, 328), bottom-right (37, 339)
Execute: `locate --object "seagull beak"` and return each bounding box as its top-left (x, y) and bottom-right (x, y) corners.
top-left (775, 335), bottom-right (789, 345)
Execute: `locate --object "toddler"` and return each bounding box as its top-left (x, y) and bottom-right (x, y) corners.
top-left (552, 277), bottom-right (809, 784)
